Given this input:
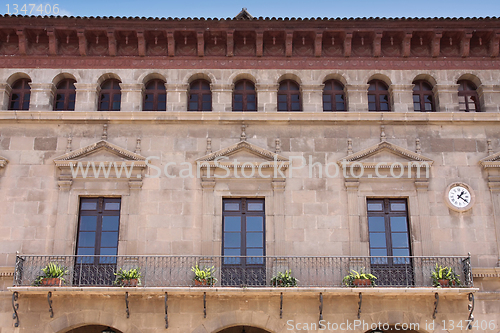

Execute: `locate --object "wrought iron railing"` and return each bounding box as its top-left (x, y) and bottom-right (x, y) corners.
top-left (13, 255), bottom-right (473, 288)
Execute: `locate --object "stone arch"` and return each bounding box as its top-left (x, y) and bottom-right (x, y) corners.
top-left (367, 73), bottom-right (392, 86)
top-left (276, 73), bottom-right (302, 85)
top-left (455, 72), bottom-right (482, 87)
top-left (190, 310), bottom-right (288, 333)
top-left (229, 72), bottom-right (258, 84)
top-left (96, 73), bottom-right (122, 86)
top-left (52, 72), bottom-right (78, 86)
top-left (185, 72), bottom-right (217, 84)
top-left (6, 72), bottom-right (31, 86)
top-left (139, 72), bottom-right (167, 85)
top-left (322, 73), bottom-right (348, 87)
top-left (412, 73), bottom-right (438, 87)
top-left (48, 310), bottom-right (140, 333)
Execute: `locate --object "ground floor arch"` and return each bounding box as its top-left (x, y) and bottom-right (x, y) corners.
top-left (65, 326), bottom-right (124, 333)
top-left (216, 326), bottom-right (271, 333)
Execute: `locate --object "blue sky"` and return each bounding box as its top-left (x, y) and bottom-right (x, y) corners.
top-left (3, 0), bottom-right (500, 19)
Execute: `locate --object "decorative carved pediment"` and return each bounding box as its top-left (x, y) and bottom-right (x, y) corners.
top-left (53, 140), bottom-right (147, 190)
top-left (0, 155), bottom-right (7, 168)
top-left (196, 140), bottom-right (289, 179)
top-left (479, 151), bottom-right (500, 169)
top-left (338, 141), bottom-right (433, 180)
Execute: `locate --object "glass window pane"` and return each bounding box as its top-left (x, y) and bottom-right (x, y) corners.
top-left (393, 249), bottom-right (410, 257)
top-left (101, 232), bottom-right (118, 247)
top-left (189, 102), bottom-right (198, 110)
top-left (336, 102), bottom-right (345, 110)
top-left (278, 102), bottom-right (287, 110)
top-left (380, 95), bottom-right (389, 102)
top-left (234, 102), bottom-right (243, 110)
top-left (369, 233), bottom-right (387, 248)
top-left (112, 101), bottom-right (120, 110)
top-left (247, 203), bottom-right (263, 211)
top-left (224, 233), bottom-right (241, 247)
top-left (390, 217), bottom-right (408, 232)
top-left (323, 103), bottom-right (332, 111)
top-left (101, 94), bottom-right (110, 102)
top-left (144, 102), bottom-right (153, 111)
top-left (413, 95), bottom-right (420, 102)
top-left (102, 216), bottom-right (120, 231)
top-left (368, 216), bottom-right (385, 232)
top-left (380, 103), bottom-right (389, 111)
top-left (278, 95), bottom-right (287, 102)
top-left (367, 203), bottom-right (383, 211)
top-left (390, 203), bottom-right (406, 211)
top-left (368, 95), bottom-right (376, 102)
top-left (77, 247), bottom-right (95, 256)
top-left (224, 203), bottom-right (240, 211)
top-left (247, 95), bottom-right (255, 102)
top-left (158, 102), bottom-right (166, 110)
top-left (291, 102), bottom-right (300, 111)
top-left (323, 95), bottom-right (332, 102)
top-left (425, 103), bottom-right (433, 111)
top-left (414, 103), bottom-right (421, 111)
top-left (424, 95), bottom-right (432, 103)
top-left (246, 233), bottom-right (263, 247)
top-left (190, 94), bottom-right (198, 102)
top-left (234, 94), bottom-right (243, 102)
top-left (224, 216), bottom-right (241, 232)
top-left (291, 94), bottom-right (300, 102)
top-left (78, 232), bottom-right (95, 247)
top-left (81, 201), bottom-right (97, 210)
top-left (158, 94), bottom-right (166, 102)
top-left (391, 233), bottom-right (409, 248)
top-left (370, 248), bottom-right (387, 257)
top-left (202, 102), bottom-right (211, 110)
top-left (289, 83), bottom-right (299, 91)
top-left (246, 216), bottom-right (263, 231)
top-left (202, 94), bottom-right (211, 102)
top-left (368, 103), bottom-right (376, 111)
top-left (335, 95), bottom-right (344, 102)
top-left (247, 102), bottom-right (256, 110)
top-left (105, 202), bottom-right (120, 210)
top-left (80, 216), bottom-right (97, 230)
top-left (223, 249), bottom-right (241, 264)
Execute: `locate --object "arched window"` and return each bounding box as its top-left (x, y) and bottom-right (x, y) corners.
top-left (188, 79), bottom-right (211, 111)
top-left (458, 80), bottom-right (480, 112)
top-left (233, 80), bottom-right (257, 111)
top-left (323, 79), bottom-right (346, 111)
top-left (54, 79), bottom-right (76, 111)
top-left (98, 79), bottom-right (121, 111)
top-left (143, 79), bottom-right (166, 111)
top-left (368, 80), bottom-right (390, 111)
top-left (278, 80), bottom-right (301, 111)
top-left (412, 80), bottom-right (435, 112)
top-left (9, 78), bottom-right (31, 110)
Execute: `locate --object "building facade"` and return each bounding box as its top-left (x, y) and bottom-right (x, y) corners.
top-left (0, 10), bottom-right (499, 333)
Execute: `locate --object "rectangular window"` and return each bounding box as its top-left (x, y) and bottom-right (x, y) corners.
top-left (74, 197), bottom-right (121, 286)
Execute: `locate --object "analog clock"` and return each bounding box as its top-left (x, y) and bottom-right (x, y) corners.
top-left (445, 183), bottom-right (475, 212)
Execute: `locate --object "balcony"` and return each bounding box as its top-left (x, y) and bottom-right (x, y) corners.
top-left (13, 255), bottom-right (473, 288)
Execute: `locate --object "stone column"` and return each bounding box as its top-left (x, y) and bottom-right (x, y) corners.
top-left (389, 84), bottom-right (414, 112)
top-left (345, 180), bottom-right (361, 256)
top-left (346, 84), bottom-right (369, 111)
top-left (434, 84), bottom-right (459, 112)
top-left (119, 83), bottom-right (143, 111)
top-left (211, 83), bottom-right (233, 112)
top-left (487, 178), bottom-right (500, 266)
top-left (0, 84), bottom-right (12, 110)
top-left (201, 179), bottom-right (216, 255)
top-left (415, 181), bottom-right (432, 256)
top-left (74, 83), bottom-right (99, 111)
top-left (256, 83), bottom-right (279, 112)
top-left (28, 83), bottom-right (55, 111)
top-left (301, 84), bottom-right (324, 112)
top-left (477, 84), bottom-right (500, 112)
top-left (272, 180), bottom-right (286, 255)
top-left (166, 83), bottom-right (188, 111)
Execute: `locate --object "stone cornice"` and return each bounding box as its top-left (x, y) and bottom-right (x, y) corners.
top-left (1, 111), bottom-right (500, 124)
top-left (479, 151), bottom-right (500, 168)
top-left (472, 267), bottom-right (500, 278)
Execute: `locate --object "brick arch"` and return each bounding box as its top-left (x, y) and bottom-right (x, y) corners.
top-left (47, 310), bottom-right (141, 333)
top-left (190, 310), bottom-right (290, 333)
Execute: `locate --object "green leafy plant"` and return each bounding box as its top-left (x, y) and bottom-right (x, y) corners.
top-left (342, 268), bottom-right (377, 287)
top-left (114, 268), bottom-right (142, 286)
top-left (33, 262), bottom-right (68, 286)
top-left (191, 264), bottom-right (217, 286)
top-left (271, 270), bottom-right (298, 287)
top-left (431, 264), bottom-right (461, 287)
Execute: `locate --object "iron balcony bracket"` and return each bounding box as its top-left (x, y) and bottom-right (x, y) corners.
top-left (432, 293), bottom-right (439, 319)
top-left (467, 292), bottom-right (475, 330)
top-left (357, 293), bottom-right (362, 319)
top-left (12, 291), bottom-right (19, 327)
top-left (319, 293), bottom-right (323, 322)
top-left (165, 292), bottom-right (168, 329)
top-left (125, 292), bottom-right (130, 318)
top-left (280, 293), bottom-right (283, 319)
top-left (48, 291), bottom-right (54, 318)
top-left (203, 292), bottom-right (207, 318)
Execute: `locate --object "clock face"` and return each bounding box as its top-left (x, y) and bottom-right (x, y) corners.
top-left (448, 186), bottom-right (471, 208)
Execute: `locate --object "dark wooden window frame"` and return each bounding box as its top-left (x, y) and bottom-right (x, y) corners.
top-left (9, 78), bottom-right (31, 110)
top-left (412, 80), bottom-right (435, 112)
top-left (143, 79), bottom-right (167, 111)
top-left (277, 80), bottom-right (302, 112)
top-left (458, 80), bottom-right (481, 112)
top-left (368, 80), bottom-right (391, 112)
top-left (323, 79), bottom-right (346, 112)
top-left (188, 79), bottom-right (212, 111)
top-left (54, 79), bottom-right (77, 111)
top-left (98, 79), bottom-right (121, 111)
top-left (232, 79), bottom-right (257, 112)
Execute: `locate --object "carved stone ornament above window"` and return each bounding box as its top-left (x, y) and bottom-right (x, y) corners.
top-left (0, 155), bottom-right (8, 168)
top-left (53, 140), bottom-right (147, 190)
top-left (195, 140), bottom-right (289, 180)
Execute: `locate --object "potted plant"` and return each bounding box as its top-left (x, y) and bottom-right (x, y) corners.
top-left (114, 268), bottom-right (142, 287)
top-left (33, 262), bottom-right (68, 286)
top-left (342, 268), bottom-right (377, 287)
top-left (192, 264), bottom-right (217, 286)
top-left (271, 270), bottom-right (298, 287)
top-left (431, 264), bottom-right (461, 287)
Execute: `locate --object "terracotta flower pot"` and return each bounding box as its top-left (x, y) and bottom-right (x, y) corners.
top-left (41, 278), bottom-right (62, 286)
top-left (438, 279), bottom-right (450, 287)
top-left (353, 279), bottom-right (372, 287)
top-left (195, 279), bottom-right (208, 286)
top-left (122, 279), bottom-right (138, 287)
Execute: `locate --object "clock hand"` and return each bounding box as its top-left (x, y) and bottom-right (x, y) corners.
top-left (457, 193), bottom-right (469, 203)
